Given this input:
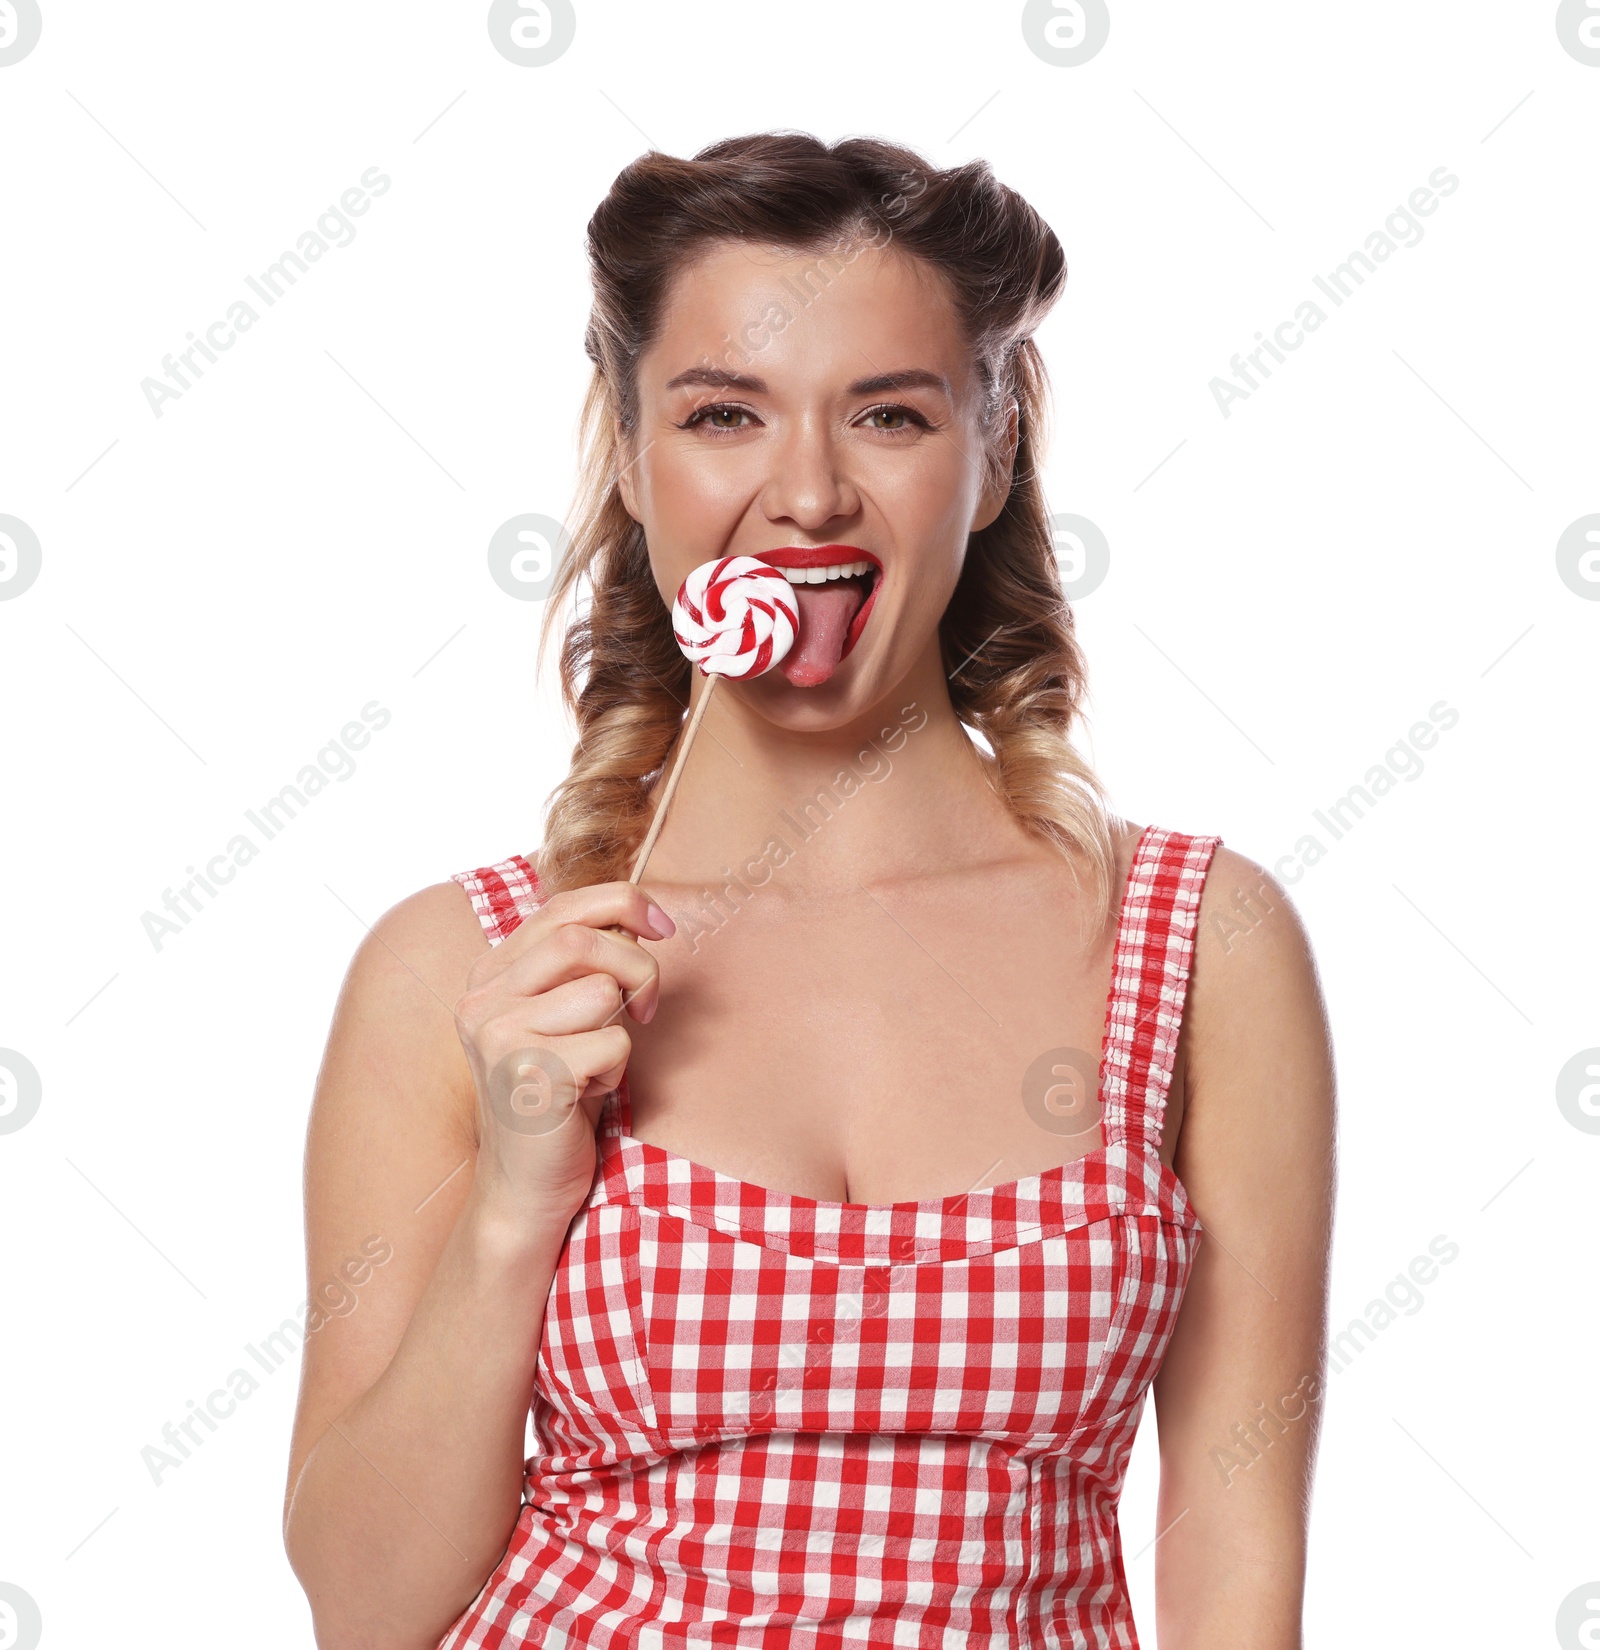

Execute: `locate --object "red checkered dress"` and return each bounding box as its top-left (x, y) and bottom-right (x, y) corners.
top-left (438, 823), bottom-right (1220, 1648)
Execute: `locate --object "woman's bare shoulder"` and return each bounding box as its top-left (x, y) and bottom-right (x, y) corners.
top-left (1190, 843), bottom-right (1325, 1016)
top-left (1182, 842), bottom-right (1335, 1164)
top-left (348, 876), bottom-right (498, 1013)
top-left (315, 875), bottom-right (500, 1145)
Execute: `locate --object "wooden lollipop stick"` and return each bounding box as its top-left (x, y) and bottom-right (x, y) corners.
top-left (616, 553), bottom-right (796, 904)
top-left (626, 671), bottom-right (719, 886)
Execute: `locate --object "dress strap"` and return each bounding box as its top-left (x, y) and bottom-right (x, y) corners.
top-left (1098, 825), bottom-right (1222, 1156)
top-left (452, 852), bottom-right (543, 945)
top-left (450, 853), bottom-right (630, 1142)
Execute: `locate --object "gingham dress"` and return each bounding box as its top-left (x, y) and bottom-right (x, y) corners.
top-left (439, 823), bottom-right (1220, 1649)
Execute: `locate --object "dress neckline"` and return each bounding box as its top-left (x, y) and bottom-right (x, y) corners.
top-left (608, 821), bottom-right (1185, 1215)
top-left (606, 1115), bottom-right (1189, 1219)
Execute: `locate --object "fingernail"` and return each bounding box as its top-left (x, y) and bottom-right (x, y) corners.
top-left (641, 993), bottom-right (659, 1023)
top-left (645, 902), bottom-right (675, 938)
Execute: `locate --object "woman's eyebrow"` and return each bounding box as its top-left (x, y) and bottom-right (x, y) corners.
top-left (663, 365), bottom-right (952, 399)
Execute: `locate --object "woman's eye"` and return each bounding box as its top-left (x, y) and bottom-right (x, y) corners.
top-left (682, 403), bottom-right (752, 433)
top-left (862, 403), bottom-right (931, 434)
top-left (679, 401), bottom-right (931, 436)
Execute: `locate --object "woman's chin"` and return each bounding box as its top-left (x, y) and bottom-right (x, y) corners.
top-left (748, 661), bottom-right (922, 743)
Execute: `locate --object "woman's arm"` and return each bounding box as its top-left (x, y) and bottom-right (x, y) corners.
top-left (281, 878), bottom-right (661, 1650)
top-left (1151, 848), bottom-right (1337, 1650)
top-left (281, 883), bottom-right (563, 1649)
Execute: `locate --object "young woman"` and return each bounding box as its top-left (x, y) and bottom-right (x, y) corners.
top-left (283, 133), bottom-right (1335, 1649)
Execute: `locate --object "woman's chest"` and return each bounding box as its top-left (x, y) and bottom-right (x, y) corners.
top-left (538, 1193), bottom-right (1197, 1455)
top-left (621, 871), bottom-right (1185, 1203)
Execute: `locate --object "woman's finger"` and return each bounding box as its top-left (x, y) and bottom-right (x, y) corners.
top-left (493, 880), bottom-right (674, 962)
top-left (490, 922), bottom-right (662, 1022)
top-left (476, 1023), bottom-right (632, 1103)
top-left (506, 972), bottom-right (636, 1037)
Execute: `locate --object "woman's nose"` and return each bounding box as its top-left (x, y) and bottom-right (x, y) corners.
top-left (759, 423), bottom-right (858, 528)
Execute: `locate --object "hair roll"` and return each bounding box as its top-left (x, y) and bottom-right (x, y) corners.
top-left (534, 132), bottom-right (1118, 927)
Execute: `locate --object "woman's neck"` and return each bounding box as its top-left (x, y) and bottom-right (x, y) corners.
top-left (640, 643), bottom-right (1035, 900)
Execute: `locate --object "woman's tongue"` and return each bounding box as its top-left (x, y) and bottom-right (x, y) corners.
top-left (779, 579), bottom-right (866, 687)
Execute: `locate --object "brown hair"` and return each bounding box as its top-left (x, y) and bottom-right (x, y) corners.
top-left (534, 131), bottom-right (1117, 927)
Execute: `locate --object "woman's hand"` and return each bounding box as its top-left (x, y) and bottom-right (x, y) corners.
top-left (453, 880), bottom-right (674, 1233)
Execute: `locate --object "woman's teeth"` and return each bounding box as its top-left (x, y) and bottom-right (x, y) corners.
top-left (778, 560), bottom-right (872, 584)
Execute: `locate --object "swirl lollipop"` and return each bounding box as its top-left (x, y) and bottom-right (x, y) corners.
top-left (672, 554), bottom-right (799, 679)
top-left (625, 556), bottom-right (799, 884)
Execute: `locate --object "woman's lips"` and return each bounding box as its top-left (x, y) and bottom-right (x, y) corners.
top-left (752, 546), bottom-right (880, 571)
top-left (750, 546), bottom-right (883, 687)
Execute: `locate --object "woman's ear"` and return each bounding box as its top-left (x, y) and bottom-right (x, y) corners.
top-left (970, 398), bottom-right (1020, 534)
top-left (614, 420), bottom-right (641, 521)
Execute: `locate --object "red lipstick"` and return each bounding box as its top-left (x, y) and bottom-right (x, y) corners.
top-left (751, 545), bottom-right (883, 667)
top-left (752, 545), bottom-right (881, 572)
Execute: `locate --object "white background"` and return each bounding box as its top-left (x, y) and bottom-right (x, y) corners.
top-left (1, 2), bottom-right (1595, 1645)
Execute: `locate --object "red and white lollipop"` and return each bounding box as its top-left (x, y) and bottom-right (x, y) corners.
top-left (625, 556), bottom-right (799, 884)
top-left (672, 554), bottom-right (799, 679)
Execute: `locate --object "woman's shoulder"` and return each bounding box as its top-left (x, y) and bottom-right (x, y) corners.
top-left (1103, 814), bottom-right (1227, 906)
top-left (338, 866), bottom-right (518, 1012)
top-left (1161, 830), bottom-right (1335, 1287)
top-left (1114, 816), bottom-right (1324, 1059)
top-left (1182, 834), bottom-right (1314, 981)
top-left (309, 867), bottom-right (527, 1159)
top-left (1177, 831), bottom-right (1332, 1126)
top-left (335, 850), bottom-right (541, 1017)
top-left (1115, 816), bottom-right (1275, 924)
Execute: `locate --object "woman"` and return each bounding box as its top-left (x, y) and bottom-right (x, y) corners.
top-left (283, 132), bottom-right (1335, 1648)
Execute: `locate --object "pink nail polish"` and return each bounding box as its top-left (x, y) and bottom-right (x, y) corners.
top-left (645, 902), bottom-right (675, 938)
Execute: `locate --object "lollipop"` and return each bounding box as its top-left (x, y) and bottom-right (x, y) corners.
top-left (672, 555), bottom-right (799, 679)
top-left (625, 557), bottom-right (798, 885)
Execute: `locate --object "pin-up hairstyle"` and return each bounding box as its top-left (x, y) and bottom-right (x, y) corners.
top-left (534, 131), bottom-right (1117, 927)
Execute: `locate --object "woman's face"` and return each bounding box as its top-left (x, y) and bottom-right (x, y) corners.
top-left (616, 237), bottom-right (1015, 726)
